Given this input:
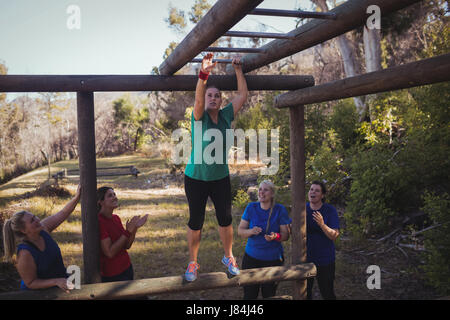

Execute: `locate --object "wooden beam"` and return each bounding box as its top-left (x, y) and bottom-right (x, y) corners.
top-left (76, 92), bottom-right (101, 284)
top-left (204, 47), bottom-right (267, 53)
top-left (275, 53), bottom-right (450, 108)
top-left (190, 59), bottom-right (234, 64)
top-left (224, 31), bottom-right (296, 40)
top-left (289, 106), bottom-right (307, 300)
top-left (158, 0), bottom-right (264, 76)
top-left (0, 264), bottom-right (316, 300)
top-left (0, 75), bottom-right (314, 92)
top-left (249, 8), bottom-right (336, 19)
top-left (226, 0), bottom-right (423, 74)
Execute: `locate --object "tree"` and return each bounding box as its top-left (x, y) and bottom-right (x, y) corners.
top-left (35, 93), bottom-right (70, 180)
top-left (113, 94), bottom-right (150, 152)
top-left (310, 0), bottom-right (383, 120)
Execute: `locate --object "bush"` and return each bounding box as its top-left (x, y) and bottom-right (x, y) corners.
top-left (232, 189), bottom-right (250, 212)
top-left (344, 144), bottom-right (409, 237)
top-left (328, 99), bottom-right (361, 150)
top-left (420, 191), bottom-right (450, 295)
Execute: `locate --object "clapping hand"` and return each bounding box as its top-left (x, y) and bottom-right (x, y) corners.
top-left (126, 214), bottom-right (149, 233)
top-left (136, 214), bottom-right (149, 228)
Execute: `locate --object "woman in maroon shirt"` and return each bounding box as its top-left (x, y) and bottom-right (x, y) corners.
top-left (97, 186), bottom-right (148, 282)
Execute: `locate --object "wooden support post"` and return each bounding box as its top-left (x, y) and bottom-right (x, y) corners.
top-left (76, 92), bottom-right (101, 284)
top-left (289, 105), bottom-right (307, 300)
top-left (0, 264), bottom-right (316, 300)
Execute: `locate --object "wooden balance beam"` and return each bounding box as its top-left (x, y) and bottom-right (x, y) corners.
top-left (0, 263), bottom-right (316, 300)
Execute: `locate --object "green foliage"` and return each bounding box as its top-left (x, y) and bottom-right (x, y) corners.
top-left (328, 99), bottom-right (361, 150)
top-left (189, 0), bottom-right (212, 24)
top-left (344, 145), bottom-right (405, 236)
top-left (344, 81), bottom-right (450, 238)
top-left (232, 189), bottom-right (250, 212)
top-left (420, 192), bottom-right (450, 295)
top-left (234, 92), bottom-right (290, 186)
top-left (306, 130), bottom-right (348, 206)
top-left (113, 94), bottom-right (150, 152)
top-left (165, 6), bottom-right (187, 34)
top-left (163, 41), bottom-right (178, 60)
top-left (177, 106), bottom-right (193, 133)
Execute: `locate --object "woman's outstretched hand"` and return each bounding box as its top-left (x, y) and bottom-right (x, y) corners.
top-left (201, 52), bottom-right (217, 74)
top-left (232, 56), bottom-right (242, 70)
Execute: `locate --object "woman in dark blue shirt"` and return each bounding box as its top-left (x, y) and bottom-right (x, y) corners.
top-left (306, 181), bottom-right (340, 300)
top-left (2, 185), bottom-right (81, 292)
top-left (238, 180), bottom-right (291, 299)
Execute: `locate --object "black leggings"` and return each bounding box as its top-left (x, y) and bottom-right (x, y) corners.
top-left (241, 253), bottom-right (284, 300)
top-left (184, 175), bottom-right (232, 230)
top-left (307, 262), bottom-right (336, 300)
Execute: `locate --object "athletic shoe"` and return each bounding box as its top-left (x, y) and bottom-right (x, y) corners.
top-left (221, 256), bottom-right (240, 276)
top-left (184, 261), bottom-right (200, 282)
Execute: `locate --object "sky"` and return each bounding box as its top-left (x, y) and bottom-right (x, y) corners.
top-left (0, 0), bottom-right (312, 75)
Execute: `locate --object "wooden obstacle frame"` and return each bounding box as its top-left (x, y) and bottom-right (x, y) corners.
top-left (52, 166), bottom-right (141, 181)
top-left (0, 0), bottom-right (449, 300)
top-left (0, 264), bottom-right (316, 300)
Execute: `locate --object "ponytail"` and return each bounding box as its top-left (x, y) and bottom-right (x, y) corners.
top-left (259, 180), bottom-right (277, 234)
top-left (2, 211), bottom-right (27, 263)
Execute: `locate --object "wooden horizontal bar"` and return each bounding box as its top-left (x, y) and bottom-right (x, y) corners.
top-left (191, 59), bottom-right (233, 64)
top-left (274, 53), bottom-right (450, 108)
top-left (205, 46), bottom-right (267, 53)
top-left (0, 263), bottom-right (316, 300)
top-left (249, 8), bottom-right (336, 19)
top-left (0, 75), bottom-right (314, 92)
top-left (159, 0), bottom-right (264, 75)
top-left (227, 0), bottom-right (423, 74)
top-left (224, 31), bottom-right (295, 40)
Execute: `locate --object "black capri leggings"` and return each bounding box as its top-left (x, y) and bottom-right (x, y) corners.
top-left (184, 175), bottom-right (232, 230)
top-left (241, 253), bottom-right (284, 299)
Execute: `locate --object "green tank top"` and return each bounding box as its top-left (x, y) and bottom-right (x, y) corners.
top-left (184, 102), bottom-right (234, 181)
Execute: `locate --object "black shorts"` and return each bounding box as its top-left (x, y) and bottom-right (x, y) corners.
top-left (184, 175), bottom-right (232, 230)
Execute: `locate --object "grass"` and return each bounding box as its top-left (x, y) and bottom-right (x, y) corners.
top-left (0, 153), bottom-right (284, 299)
top-left (0, 153), bottom-right (440, 300)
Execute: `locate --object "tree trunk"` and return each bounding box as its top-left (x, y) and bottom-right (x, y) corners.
top-left (336, 34), bottom-right (366, 116)
top-left (311, 0), bottom-right (366, 117)
top-left (363, 26), bottom-right (382, 121)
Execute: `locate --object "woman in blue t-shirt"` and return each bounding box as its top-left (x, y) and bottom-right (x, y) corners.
top-left (306, 180), bottom-right (340, 300)
top-left (238, 180), bottom-right (291, 299)
top-left (2, 185), bottom-right (81, 292)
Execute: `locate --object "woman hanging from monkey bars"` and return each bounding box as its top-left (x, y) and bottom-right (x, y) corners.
top-left (183, 53), bottom-right (248, 281)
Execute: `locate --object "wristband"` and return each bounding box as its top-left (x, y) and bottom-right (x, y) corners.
top-left (199, 70), bottom-right (209, 81)
top-left (274, 233), bottom-right (281, 242)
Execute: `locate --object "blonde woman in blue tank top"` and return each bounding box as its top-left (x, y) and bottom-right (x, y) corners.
top-left (2, 185), bottom-right (81, 292)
